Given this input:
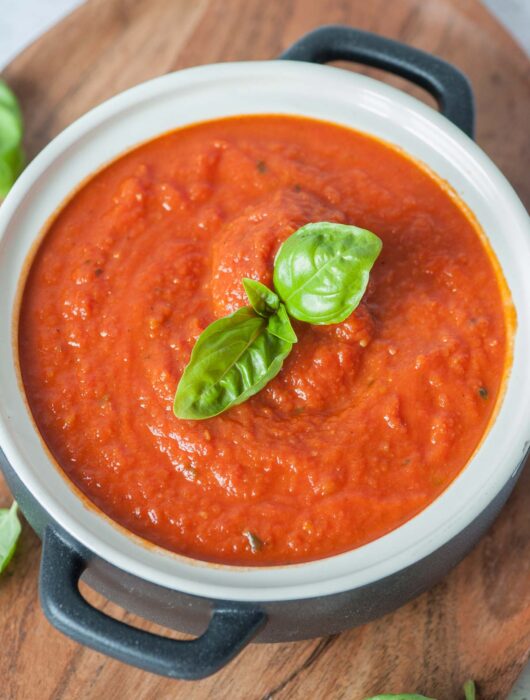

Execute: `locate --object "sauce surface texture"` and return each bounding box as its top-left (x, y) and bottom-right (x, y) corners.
top-left (19, 116), bottom-right (508, 565)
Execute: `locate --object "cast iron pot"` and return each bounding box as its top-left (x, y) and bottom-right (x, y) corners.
top-left (1, 26), bottom-right (529, 680)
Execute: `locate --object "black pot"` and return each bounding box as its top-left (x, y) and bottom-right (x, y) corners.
top-left (1, 25), bottom-right (529, 679)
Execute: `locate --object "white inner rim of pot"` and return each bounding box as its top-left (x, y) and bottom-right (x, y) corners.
top-left (1, 61), bottom-right (529, 602)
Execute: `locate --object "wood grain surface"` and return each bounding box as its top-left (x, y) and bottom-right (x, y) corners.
top-left (1, 1), bottom-right (529, 699)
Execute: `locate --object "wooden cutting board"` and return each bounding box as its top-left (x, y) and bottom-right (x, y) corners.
top-left (1, 1), bottom-right (529, 698)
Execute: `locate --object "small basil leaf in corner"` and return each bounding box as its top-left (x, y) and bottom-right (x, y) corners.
top-left (242, 278), bottom-right (280, 317)
top-left (268, 303), bottom-right (297, 344)
top-left (174, 306), bottom-right (293, 420)
top-left (0, 502), bottom-right (22, 575)
top-left (0, 80), bottom-right (24, 199)
top-left (273, 222), bottom-right (382, 325)
top-left (463, 680), bottom-right (476, 700)
top-left (362, 695), bottom-right (437, 700)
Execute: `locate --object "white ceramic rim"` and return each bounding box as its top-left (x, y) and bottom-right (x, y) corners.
top-left (0, 61), bottom-right (529, 603)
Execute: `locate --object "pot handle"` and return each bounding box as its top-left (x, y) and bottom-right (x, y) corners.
top-left (39, 527), bottom-right (266, 679)
top-left (280, 25), bottom-right (474, 138)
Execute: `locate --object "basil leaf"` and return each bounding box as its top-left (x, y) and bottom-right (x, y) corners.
top-left (0, 502), bottom-right (21, 574)
top-left (174, 306), bottom-right (293, 419)
top-left (0, 80), bottom-right (24, 198)
top-left (173, 220), bottom-right (382, 419)
top-left (273, 222), bottom-right (382, 324)
top-left (242, 278), bottom-right (280, 317)
top-left (268, 303), bottom-right (297, 343)
top-left (363, 695), bottom-right (436, 699)
top-left (463, 680), bottom-right (476, 700)
top-left (364, 680), bottom-right (475, 700)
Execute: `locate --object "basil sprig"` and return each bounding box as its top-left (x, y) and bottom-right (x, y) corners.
top-left (0, 80), bottom-right (24, 199)
top-left (174, 222), bottom-right (381, 420)
top-left (0, 501), bottom-right (21, 575)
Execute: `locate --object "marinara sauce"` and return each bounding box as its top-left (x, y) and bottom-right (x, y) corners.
top-left (18, 116), bottom-right (509, 565)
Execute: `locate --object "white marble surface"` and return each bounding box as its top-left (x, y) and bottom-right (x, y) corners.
top-left (483, 0), bottom-right (530, 55)
top-left (0, 1), bottom-right (528, 697)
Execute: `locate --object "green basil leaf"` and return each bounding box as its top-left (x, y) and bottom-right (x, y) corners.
top-left (174, 306), bottom-right (293, 419)
top-left (268, 303), bottom-right (297, 343)
top-left (0, 501), bottom-right (22, 574)
top-left (363, 695), bottom-right (436, 699)
top-left (242, 278), bottom-right (280, 317)
top-left (364, 681), bottom-right (475, 700)
top-left (0, 80), bottom-right (24, 198)
top-left (273, 222), bottom-right (382, 324)
top-left (463, 680), bottom-right (476, 700)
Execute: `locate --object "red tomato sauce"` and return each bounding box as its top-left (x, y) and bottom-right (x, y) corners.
top-left (18, 116), bottom-right (509, 565)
